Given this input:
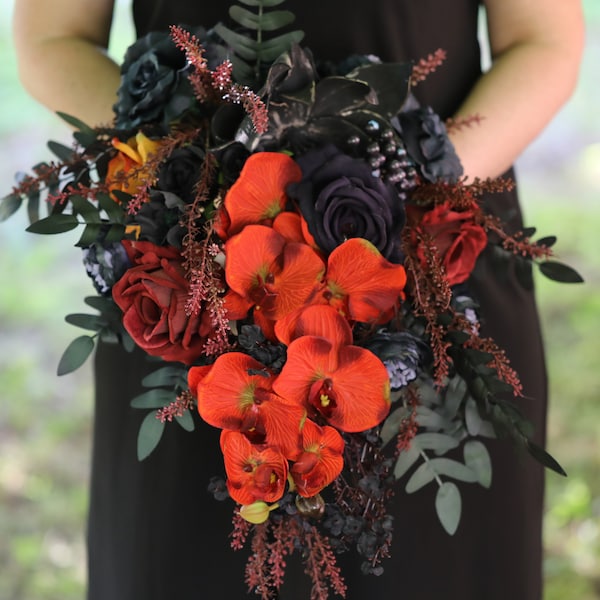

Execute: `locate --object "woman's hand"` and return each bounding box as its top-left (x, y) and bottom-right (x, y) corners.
top-left (449, 0), bottom-right (585, 180)
top-left (13, 0), bottom-right (121, 126)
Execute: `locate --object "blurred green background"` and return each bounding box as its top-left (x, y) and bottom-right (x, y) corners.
top-left (0, 1), bottom-right (599, 598)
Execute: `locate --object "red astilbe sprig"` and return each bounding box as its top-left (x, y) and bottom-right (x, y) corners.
top-left (155, 389), bottom-right (195, 423)
top-left (169, 25), bottom-right (268, 134)
top-left (230, 510), bottom-right (252, 551)
top-left (396, 385), bottom-right (420, 453)
top-left (481, 213), bottom-right (555, 261)
top-left (402, 236), bottom-right (453, 386)
top-left (304, 524), bottom-right (347, 600)
top-left (178, 153), bottom-right (231, 356)
top-left (245, 522), bottom-right (276, 599)
top-left (268, 518), bottom-right (299, 590)
top-left (410, 48), bottom-right (447, 87)
top-left (445, 113), bottom-right (484, 134)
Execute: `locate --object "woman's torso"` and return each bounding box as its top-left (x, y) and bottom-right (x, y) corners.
top-left (132, 0), bottom-right (483, 118)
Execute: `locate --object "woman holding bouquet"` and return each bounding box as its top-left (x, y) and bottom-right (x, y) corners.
top-left (13, 0), bottom-right (584, 599)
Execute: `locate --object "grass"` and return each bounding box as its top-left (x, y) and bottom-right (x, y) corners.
top-left (0, 0), bottom-right (599, 598)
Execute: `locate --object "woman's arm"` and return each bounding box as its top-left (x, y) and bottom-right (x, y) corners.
top-left (449, 0), bottom-right (585, 180)
top-left (13, 0), bottom-right (120, 126)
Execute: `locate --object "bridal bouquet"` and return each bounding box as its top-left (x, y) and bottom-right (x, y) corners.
top-left (1, 2), bottom-right (582, 597)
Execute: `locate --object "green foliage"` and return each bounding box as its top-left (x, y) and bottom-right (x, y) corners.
top-left (137, 411), bottom-right (166, 460)
top-left (213, 0), bottom-right (304, 86)
top-left (57, 335), bottom-right (96, 375)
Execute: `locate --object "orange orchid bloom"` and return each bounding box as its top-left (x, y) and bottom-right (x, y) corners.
top-left (220, 430), bottom-right (289, 505)
top-left (291, 419), bottom-right (345, 498)
top-left (195, 352), bottom-right (304, 459)
top-left (274, 304), bottom-right (353, 347)
top-left (106, 131), bottom-right (161, 197)
top-left (272, 307), bottom-right (391, 432)
top-left (221, 152), bottom-right (302, 238)
top-left (321, 238), bottom-right (406, 324)
top-left (224, 225), bottom-right (325, 324)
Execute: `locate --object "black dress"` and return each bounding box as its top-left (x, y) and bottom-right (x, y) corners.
top-left (88, 1), bottom-right (547, 598)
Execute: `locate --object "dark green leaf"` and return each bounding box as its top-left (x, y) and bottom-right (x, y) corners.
top-left (65, 313), bottom-right (105, 331)
top-left (0, 193), bottom-right (22, 222)
top-left (535, 235), bottom-right (557, 248)
top-left (435, 482), bottom-right (461, 535)
top-left (137, 412), bottom-right (165, 460)
top-left (47, 140), bottom-right (76, 162)
top-left (85, 295), bottom-right (117, 313)
top-left (230, 6), bottom-right (296, 30)
top-left (175, 410), bottom-right (195, 432)
top-left (258, 31), bottom-right (305, 61)
top-left (103, 223), bottom-right (126, 243)
top-left (538, 260), bottom-right (584, 283)
top-left (239, 0), bottom-right (286, 6)
top-left (526, 439), bottom-right (567, 476)
top-left (56, 111), bottom-right (95, 134)
top-left (76, 223), bottom-right (104, 247)
top-left (71, 195), bottom-right (102, 224)
top-left (131, 388), bottom-right (174, 409)
top-left (463, 348), bottom-right (493, 365)
top-left (57, 335), bottom-right (96, 375)
top-left (26, 191), bottom-right (41, 224)
top-left (26, 213), bottom-right (79, 234)
top-left (213, 24), bottom-right (258, 60)
top-left (97, 192), bottom-right (126, 223)
top-left (463, 440), bottom-right (492, 488)
top-left (520, 226), bottom-right (537, 238)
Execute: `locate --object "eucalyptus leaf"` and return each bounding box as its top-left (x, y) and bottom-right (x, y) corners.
top-left (57, 335), bottom-right (96, 375)
top-left (56, 111), bottom-right (96, 135)
top-left (463, 440), bottom-right (492, 488)
top-left (131, 388), bottom-right (175, 409)
top-left (414, 432), bottom-right (460, 454)
top-left (175, 410), bottom-right (195, 432)
top-left (538, 261), bottom-right (584, 284)
top-left (435, 482), bottom-right (462, 535)
top-left (142, 366), bottom-right (188, 388)
top-left (26, 213), bottom-right (79, 234)
top-left (0, 193), bottom-right (22, 222)
top-left (137, 412), bottom-right (165, 461)
top-left (465, 396), bottom-right (483, 436)
top-left (393, 445), bottom-right (420, 480)
top-left (405, 460), bottom-right (437, 493)
top-left (380, 405), bottom-right (410, 446)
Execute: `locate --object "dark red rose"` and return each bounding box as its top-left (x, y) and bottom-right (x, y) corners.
top-left (112, 240), bottom-right (214, 364)
top-left (408, 201), bottom-right (487, 286)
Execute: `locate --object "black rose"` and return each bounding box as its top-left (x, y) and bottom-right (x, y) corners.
top-left (212, 142), bottom-right (250, 187)
top-left (113, 27), bottom-right (219, 130)
top-left (127, 191), bottom-right (184, 247)
top-left (288, 145), bottom-right (405, 262)
top-left (157, 145), bottom-right (205, 203)
top-left (396, 106), bottom-right (463, 183)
